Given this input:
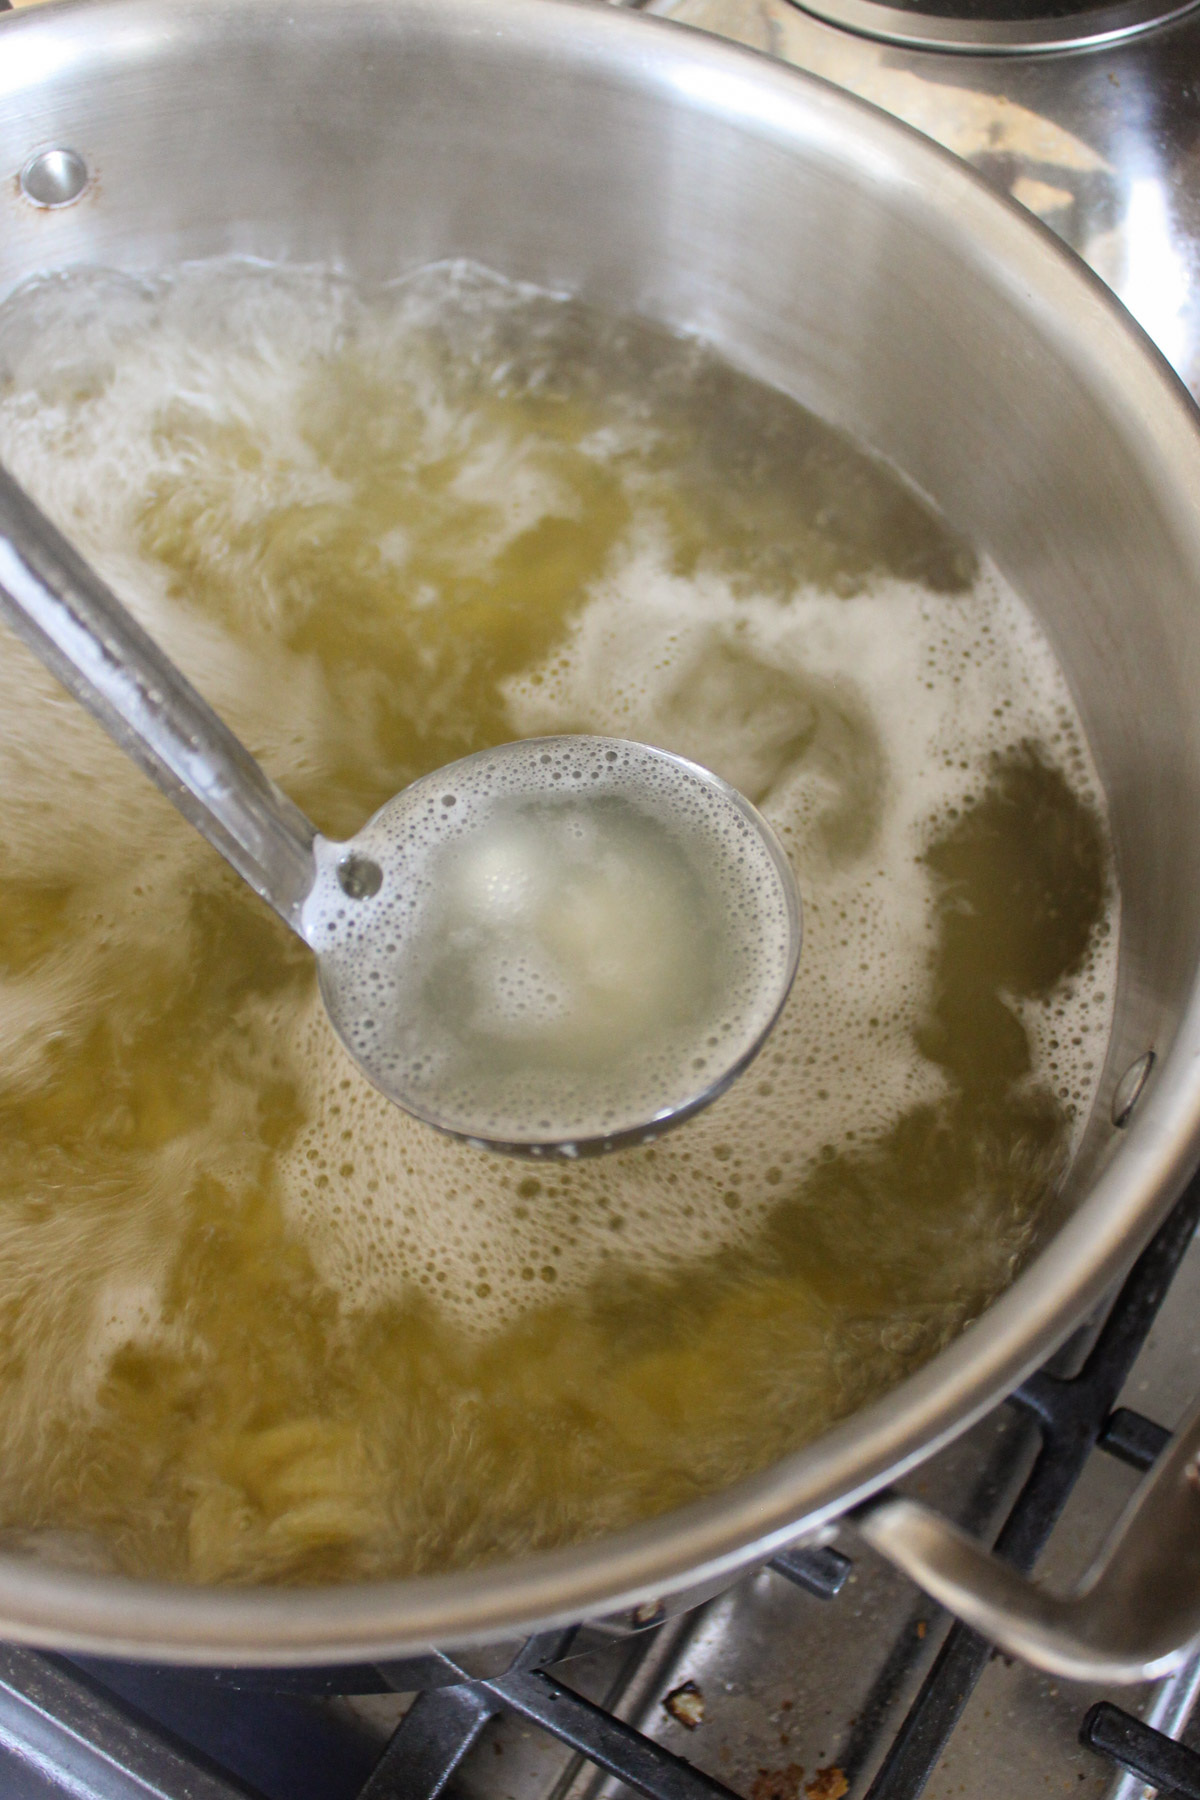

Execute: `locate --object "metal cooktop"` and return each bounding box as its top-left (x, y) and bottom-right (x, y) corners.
top-left (1, 0), bottom-right (1200, 1794)
top-left (636, 0), bottom-right (1200, 407)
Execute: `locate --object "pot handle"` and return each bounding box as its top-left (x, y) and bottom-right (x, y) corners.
top-left (851, 1394), bottom-right (1200, 1683)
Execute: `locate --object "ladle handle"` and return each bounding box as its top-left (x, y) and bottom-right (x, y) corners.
top-left (0, 462), bottom-right (318, 934)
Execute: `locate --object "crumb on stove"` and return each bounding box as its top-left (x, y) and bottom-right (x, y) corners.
top-left (663, 1680), bottom-right (706, 1730)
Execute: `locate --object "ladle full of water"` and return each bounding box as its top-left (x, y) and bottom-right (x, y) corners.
top-left (0, 464), bottom-right (801, 1157)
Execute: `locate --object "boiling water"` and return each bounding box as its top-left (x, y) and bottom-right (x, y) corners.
top-left (0, 261), bottom-right (1115, 1584)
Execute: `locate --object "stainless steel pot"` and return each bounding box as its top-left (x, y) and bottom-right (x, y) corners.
top-left (1, 0), bottom-right (1199, 1678)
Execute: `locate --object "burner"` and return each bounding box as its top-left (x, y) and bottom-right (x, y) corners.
top-left (781, 0), bottom-right (1200, 55)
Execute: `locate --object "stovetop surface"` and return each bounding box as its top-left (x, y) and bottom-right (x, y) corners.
top-left (640, 0), bottom-right (1200, 398)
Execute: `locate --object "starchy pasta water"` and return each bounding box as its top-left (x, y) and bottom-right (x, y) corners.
top-left (0, 260), bottom-right (1115, 1584)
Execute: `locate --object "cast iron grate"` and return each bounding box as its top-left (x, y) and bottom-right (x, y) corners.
top-left (1083, 1701), bottom-right (1200, 1797)
top-left (0, 1169), bottom-right (1196, 1800)
top-left (861, 1169), bottom-right (1200, 1799)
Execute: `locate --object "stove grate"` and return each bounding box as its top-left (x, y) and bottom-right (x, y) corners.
top-left (861, 1173), bottom-right (1200, 1799)
top-left (1083, 1701), bottom-right (1200, 1797)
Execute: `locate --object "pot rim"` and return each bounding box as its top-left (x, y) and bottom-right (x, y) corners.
top-left (1, 0), bottom-right (1199, 1664)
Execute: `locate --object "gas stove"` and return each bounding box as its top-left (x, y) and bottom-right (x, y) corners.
top-left (1, 0), bottom-right (1200, 1794)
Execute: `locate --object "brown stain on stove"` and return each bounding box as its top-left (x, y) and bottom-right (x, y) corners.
top-left (751, 1762), bottom-right (806, 1800)
top-left (748, 1761), bottom-right (849, 1800)
top-left (750, 1767), bottom-right (850, 1800)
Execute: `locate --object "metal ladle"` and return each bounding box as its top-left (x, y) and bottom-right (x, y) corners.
top-left (0, 464), bottom-right (801, 1157)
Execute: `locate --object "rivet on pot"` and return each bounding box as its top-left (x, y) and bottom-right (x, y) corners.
top-left (19, 148), bottom-right (89, 209)
top-left (1112, 1050), bottom-right (1156, 1128)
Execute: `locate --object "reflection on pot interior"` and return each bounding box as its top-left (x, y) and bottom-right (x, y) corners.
top-left (0, 261), bottom-right (1115, 1585)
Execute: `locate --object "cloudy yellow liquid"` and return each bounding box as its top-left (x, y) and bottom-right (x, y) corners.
top-left (0, 261), bottom-right (1113, 1584)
